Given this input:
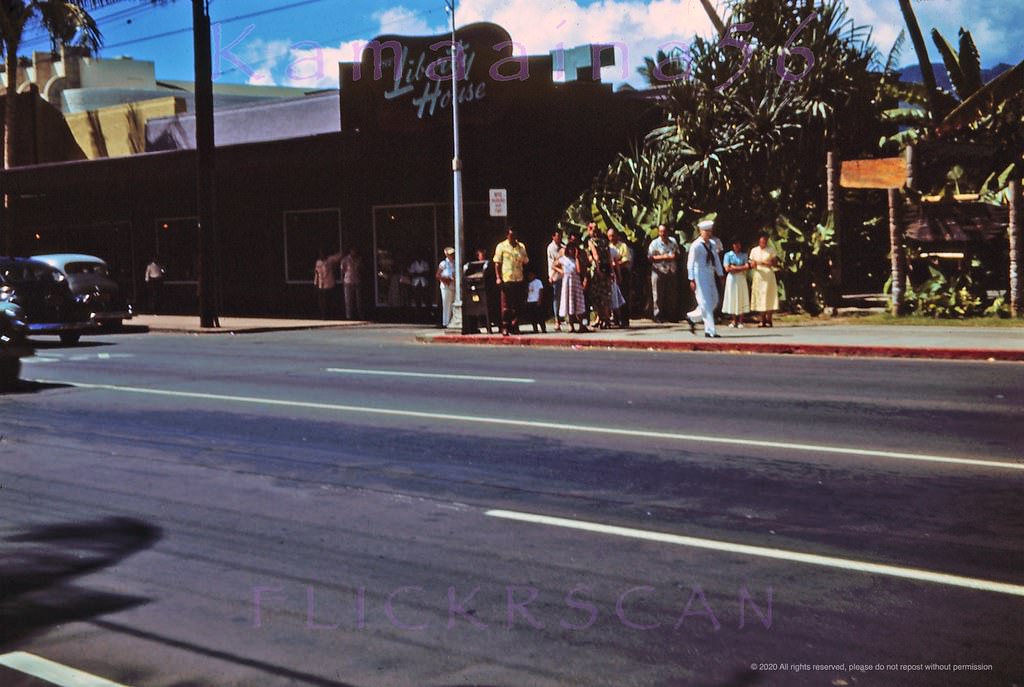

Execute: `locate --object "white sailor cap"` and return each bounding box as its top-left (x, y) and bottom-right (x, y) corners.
top-left (697, 219), bottom-right (715, 231)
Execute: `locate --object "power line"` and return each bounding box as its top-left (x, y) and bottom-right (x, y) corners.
top-left (81, 0), bottom-right (340, 52)
top-left (21, 0), bottom-right (163, 46)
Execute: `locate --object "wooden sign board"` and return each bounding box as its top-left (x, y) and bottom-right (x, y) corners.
top-left (840, 158), bottom-right (906, 189)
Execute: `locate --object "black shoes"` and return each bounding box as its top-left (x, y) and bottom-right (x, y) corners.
top-left (687, 317), bottom-right (697, 335)
top-left (705, 333), bottom-right (721, 338)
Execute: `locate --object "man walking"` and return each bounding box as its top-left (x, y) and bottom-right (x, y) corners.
top-left (647, 224), bottom-right (679, 322)
top-left (493, 227), bottom-right (529, 336)
top-left (686, 219), bottom-right (725, 338)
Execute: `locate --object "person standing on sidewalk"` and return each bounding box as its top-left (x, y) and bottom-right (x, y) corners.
top-left (648, 224), bottom-right (679, 323)
top-left (493, 228), bottom-right (529, 336)
top-left (750, 232), bottom-right (780, 327)
top-left (722, 237), bottom-right (751, 328)
top-left (608, 228), bottom-right (632, 327)
top-left (339, 248), bottom-right (363, 320)
top-left (686, 219), bottom-right (725, 338)
top-left (144, 256), bottom-right (166, 314)
top-left (313, 249), bottom-right (341, 320)
top-left (546, 230), bottom-right (563, 331)
top-left (437, 247), bottom-right (456, 328)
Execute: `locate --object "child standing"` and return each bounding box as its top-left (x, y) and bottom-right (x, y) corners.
top-left (523, 270), bottom-right (547, 333)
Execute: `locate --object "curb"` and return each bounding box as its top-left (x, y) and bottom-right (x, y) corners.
top-left (146, 325), bottom-right (349, 335)
top-left (418, 334), bottom-right (1024, 362)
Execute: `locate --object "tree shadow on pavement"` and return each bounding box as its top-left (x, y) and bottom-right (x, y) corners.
top-left (0, 517), bottom-right (162, 650)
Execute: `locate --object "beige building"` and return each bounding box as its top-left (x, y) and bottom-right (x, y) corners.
top-left (2, 48), bottom-right (317, 160)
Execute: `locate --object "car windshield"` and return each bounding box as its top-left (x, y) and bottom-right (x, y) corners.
top-left (0, 263), bottom-right (65, 284)
top-left (64, 261), bottom-right (109, 277)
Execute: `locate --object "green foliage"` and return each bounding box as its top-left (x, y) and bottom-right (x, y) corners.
top-left (903, 265), bottom-right (986, 318)
top-left (772, 213), bottom-right (838, 314)
top-left (562, 0), bottom-right (882, 309)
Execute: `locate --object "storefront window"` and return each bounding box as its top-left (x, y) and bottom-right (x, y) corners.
top-left (155, 217), bottom-right (199, 282)
top-left (284, 209), bottom-right (343, 283)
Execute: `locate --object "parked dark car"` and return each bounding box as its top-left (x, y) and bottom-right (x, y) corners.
top-left (0, 257), bottom-right (96, 344)
top-left (32, 254), bottom-right (134, 327)
top-left (0, 302), bottom-right (33, 390)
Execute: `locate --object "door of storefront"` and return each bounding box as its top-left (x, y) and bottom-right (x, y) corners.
top-left (372, 202), bottom-right (506, 319)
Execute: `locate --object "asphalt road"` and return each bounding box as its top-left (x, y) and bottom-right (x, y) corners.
top-left (0, 326), bottom-right (1021, 687)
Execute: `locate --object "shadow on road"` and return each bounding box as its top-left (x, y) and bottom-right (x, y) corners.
top-left (30, 340), bottom-right (116, 350)
top-left (0, 517), bottom-right (162, 650)
top-left (0, 380), bottom-right (75, 396)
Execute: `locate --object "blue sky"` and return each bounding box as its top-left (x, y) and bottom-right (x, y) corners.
top-left (18, 0), bottom-right (1024, 89)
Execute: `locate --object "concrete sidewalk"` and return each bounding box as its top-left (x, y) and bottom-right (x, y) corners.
top-left (130, 315), bottom-right (366, 334)
top-left (419, 320), bottom-right (1024, 361)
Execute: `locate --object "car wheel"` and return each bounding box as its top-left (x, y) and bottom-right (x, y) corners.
top-left (0, 358), bottom-right (20, 391)
top-left (60, 333), bottom-right (81, 345)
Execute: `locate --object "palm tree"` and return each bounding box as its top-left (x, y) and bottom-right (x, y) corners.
top-left (896, 0), bottom-right (944, 125)
top-left (567, 0), bottom-right (884, 312)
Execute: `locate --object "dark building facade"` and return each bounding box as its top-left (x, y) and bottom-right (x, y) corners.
top-left (2, 24), bottom-right (655, 319)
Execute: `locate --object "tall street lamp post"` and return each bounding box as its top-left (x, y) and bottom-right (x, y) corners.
top-left (445, 0), bottom-right (467, 333)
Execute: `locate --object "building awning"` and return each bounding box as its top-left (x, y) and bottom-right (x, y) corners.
top-left (904, 201), bottom-right (1009, 242)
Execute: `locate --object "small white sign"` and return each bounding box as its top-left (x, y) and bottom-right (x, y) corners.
top-left (489, 188), bottom-right (508, 217)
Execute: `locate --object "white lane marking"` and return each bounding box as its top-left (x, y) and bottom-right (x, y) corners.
top-left (486, 510), bottom-right (1024, 598)
top-left (0, 652), bottom-right (132, 687)
top-left (327, 367), bottom-right (534, 384)
top-left (34, 380), bottom-right (1024, 472)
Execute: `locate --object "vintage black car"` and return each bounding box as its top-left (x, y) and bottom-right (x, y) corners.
top-left (0, 302), bottom-right (33, 389)
top-left (32, 254), bottom-right (134, 327)
top-left (0, 257), bottom-right (96, 344)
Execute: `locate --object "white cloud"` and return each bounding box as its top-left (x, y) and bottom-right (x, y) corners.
top-left (233, 0), bottom-right (1023, 90)
top-left (844, 0), bottom-right (1024, 69)
top-left (373, 6), bottom-right (444, 37)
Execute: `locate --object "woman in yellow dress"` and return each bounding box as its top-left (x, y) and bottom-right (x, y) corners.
top-left (749, 232), bottom-right (779, 327)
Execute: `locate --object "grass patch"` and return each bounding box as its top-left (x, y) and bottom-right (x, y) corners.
top-left (774, 311), bottom-right (1024, 327)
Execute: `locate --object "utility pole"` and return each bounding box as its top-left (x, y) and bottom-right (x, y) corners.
top-left (193, 0), bottom-right (219, 327)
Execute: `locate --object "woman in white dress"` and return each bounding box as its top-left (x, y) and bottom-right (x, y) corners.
top-left (749, 232), bottom-right (779, 327)
top-left (721, 238), bottom-right (751, 327)
top-left (553, 244), bottom-right (588, 333)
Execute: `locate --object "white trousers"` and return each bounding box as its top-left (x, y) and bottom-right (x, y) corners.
top-left (440, 285), bottom-right (456, 327)
top-left (688, 282), bottom-right (718, 336)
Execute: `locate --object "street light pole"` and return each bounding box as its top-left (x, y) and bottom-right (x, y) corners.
top-left (445, 0), bottom-right (467, 333)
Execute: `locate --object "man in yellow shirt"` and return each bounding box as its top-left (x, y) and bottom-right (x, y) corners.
top-left (493, 228), bottom-right (529, 335)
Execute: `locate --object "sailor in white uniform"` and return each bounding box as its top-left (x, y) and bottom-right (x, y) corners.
top-left (686, 219), bottom-right (725, 338)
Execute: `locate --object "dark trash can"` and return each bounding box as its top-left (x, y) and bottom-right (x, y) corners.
top-left (463, 260), bottom-right (495, 334)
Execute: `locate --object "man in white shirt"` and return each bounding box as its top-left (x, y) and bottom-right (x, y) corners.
top-left (436, 247), bottom-right (456, 327)
top-left (647, 224), bottom-right (679, 323)
top-left (144, 256), bottom-right (165, 314)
